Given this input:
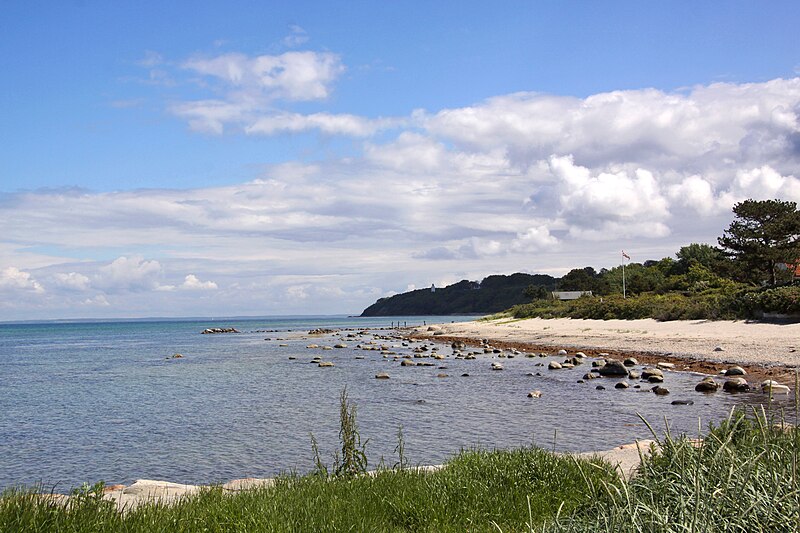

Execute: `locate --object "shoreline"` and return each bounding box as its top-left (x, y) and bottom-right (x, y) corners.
top-left (409, 317), bottom-right (800, 385)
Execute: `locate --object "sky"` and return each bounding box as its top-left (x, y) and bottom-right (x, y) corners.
top-left (2, 1), bottom-right (800, 320)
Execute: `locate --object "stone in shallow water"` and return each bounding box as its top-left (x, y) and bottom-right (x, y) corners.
top-left (695, 377), bottom-right (719, 393)
top-left (671, 399), bottom-right (694, 405)
top-left (598, 360), bottom-right (628, 377)
top-left (723, 377), bottom-right (750, 392)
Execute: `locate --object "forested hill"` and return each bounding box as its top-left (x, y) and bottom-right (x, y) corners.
top-left (360, 273), bottom-right (557, 316)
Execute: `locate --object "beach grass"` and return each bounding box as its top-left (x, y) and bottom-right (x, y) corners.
top-left (0, 446), bottom-right (618, 532)
top-left (3, 406), bottom-right (799, 532)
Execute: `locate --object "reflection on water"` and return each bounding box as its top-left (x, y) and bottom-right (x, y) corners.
top-left (0, 316), bottom-right (793, 489)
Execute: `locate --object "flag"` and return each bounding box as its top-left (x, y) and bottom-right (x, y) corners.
top-left (622, 250), bottom-right (630, 260)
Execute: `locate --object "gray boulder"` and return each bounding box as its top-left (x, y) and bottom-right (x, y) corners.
top-left (695, 377), bottom-right (719, 393)
top-left (723, 377), bottom-right (750, 392)
top-left (598, 360), bottom-right (628, 377)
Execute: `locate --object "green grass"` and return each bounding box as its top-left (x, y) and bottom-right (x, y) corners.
top-left (548, 408), bottom-right (800, 532)
top-left (0, 447), bottom-right (618, 532)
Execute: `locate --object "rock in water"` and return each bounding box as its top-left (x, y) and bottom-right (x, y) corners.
top-left (548, 361), bottom-right (562, 370)
top-left (375, 372), bottom-right (390, 379)
top-left (761, 380), bottom-right (790, 394)
top-left (671, 399), bottom-right (694, 405)
top-left (598, 360), bottom-right (628, 377)
top-left (695, 377), bottom-right (719, 393)
top-left (527, 390), bottom-right (542, 398)
top-left (652, 386), bottom-right (670, 396)
top-left (641, 368), bottom-right (664, 380)
top-left (723, 377), bottom-right (750, 392)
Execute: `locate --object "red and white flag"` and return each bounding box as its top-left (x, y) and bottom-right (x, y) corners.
top-left (621, 250), bottom-right (631, 260)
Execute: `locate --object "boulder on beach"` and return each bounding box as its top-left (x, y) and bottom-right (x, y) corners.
top-left (725, 366), bottom-right (746, 376)
top-left (695, 377), bottom-right (720, 393)
top-left (598, 360), bottom-right (628, 377)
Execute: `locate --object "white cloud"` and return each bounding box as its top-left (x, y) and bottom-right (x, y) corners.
top-left (246, 112), bottom-right (398, 137)
top-left (52, 272), bottom-right (91, 291)
top-left (183, 51), bottom-right (344, 101)
top-left (94, 256), bottom-right (164, 292)
top-left (549, 155), bottom-right (670, 238)
top-left (0, 267), bottom-right (44, 294)
top-left (180, 274), bottom-right (218, 291)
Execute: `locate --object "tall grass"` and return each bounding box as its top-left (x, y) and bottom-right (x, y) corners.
top-left (548, 407), bottom-right (800, 532)
top-left (0, 446), bottom-right (617, 532)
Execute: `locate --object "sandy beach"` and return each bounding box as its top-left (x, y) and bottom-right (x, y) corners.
top-left (412, 317), bottom-right (800, 384)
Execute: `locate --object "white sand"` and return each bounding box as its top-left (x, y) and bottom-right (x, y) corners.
top-left (416, 317), bottom-right (800, 368)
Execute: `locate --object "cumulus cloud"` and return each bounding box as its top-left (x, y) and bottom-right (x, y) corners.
top-left (180, 274), bottom-right (218, 291)
top-left (94, 256), bottom-right (164, 292)
top-left (424, 79), bottom-right (800, 173)
top-left (0, 267), bottom-right (44, 294)
top-left (547, 155), bottom-right (670, 238)
top-left (52, 272), bottom-right (91, 291)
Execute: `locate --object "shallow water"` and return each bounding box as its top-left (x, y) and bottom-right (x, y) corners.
top-left (0, 316), bottom-right (793, 490)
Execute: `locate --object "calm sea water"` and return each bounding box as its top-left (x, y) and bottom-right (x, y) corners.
top-left (0, 315), bottom-right (791, 490)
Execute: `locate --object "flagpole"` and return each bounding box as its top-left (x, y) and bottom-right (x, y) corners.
top-left (621, 250), bottom-right (629, 299)
top-left (622, 260), bottom-right (626, 299)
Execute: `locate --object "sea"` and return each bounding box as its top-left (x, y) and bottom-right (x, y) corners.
top-left (0, 315), bottom-right (791, 491)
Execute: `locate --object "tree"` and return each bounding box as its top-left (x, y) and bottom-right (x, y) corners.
top-left (559, 267), bottom-right (599, 291)
top-left (523, 284), bottom-right (550, 300)
top-left (717, 199), bottom-right (800, 286)
top-left (675, 243), bottom-right (723, 273)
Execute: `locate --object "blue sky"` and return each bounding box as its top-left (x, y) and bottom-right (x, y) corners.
top-left (2, 1), bottom-right (800, 319)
